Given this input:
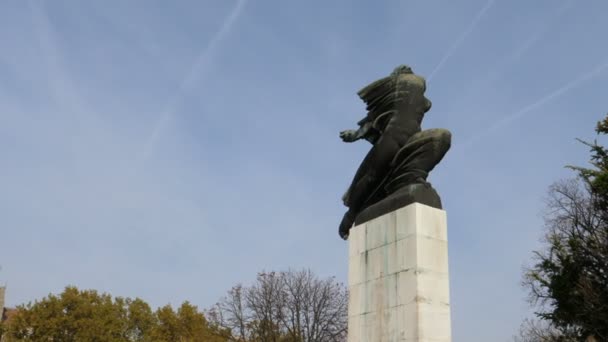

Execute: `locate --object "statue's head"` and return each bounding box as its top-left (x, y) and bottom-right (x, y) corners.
top-left (391, 65), bottom-right (413, 76)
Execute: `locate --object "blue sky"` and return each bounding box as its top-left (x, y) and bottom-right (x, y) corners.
top-left (1, 0), bottom-right (607, 340)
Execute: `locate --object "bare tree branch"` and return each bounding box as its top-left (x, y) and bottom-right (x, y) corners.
top-left (210, 269), bottom-right (347, 342)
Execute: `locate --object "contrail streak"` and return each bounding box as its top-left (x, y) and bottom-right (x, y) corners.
top-left (462, 59), bottom-right (608, 150)
top-left (28, 0), bottom-right (88, 118)
top-left (139, 0), bottom-right (247, 162)
top-left (427, 0), bottom-right (496, 82)
top-left (474, 0), bottom-right (575, 87)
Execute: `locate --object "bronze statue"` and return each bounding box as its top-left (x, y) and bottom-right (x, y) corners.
top-left (338, 65), bottom-right (451, 240)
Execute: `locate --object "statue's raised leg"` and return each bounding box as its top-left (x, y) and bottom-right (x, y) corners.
top-left (354, 128), bottom-right (451, 225)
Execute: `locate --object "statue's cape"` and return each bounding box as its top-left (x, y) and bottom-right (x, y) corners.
top-left (357, 76), bottom-right (393, 116)
top-left (357, 66), bottom-right (415, 117)
top-left (356, 71), bottom-right (431, 134)
top-left (356, 75), bottom-right (398, 133)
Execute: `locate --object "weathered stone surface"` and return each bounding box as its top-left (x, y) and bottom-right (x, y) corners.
top-left (347, 203), bottom-right (451, 342)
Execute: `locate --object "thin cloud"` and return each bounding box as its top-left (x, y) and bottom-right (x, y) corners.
top-left (499, 0), bottom-right (574, 69)
top-left (474, 0), bottom-right (576, 87)
top-left (427, 0), bottom-right (496, 83)
top-left (139, 0), bottom-right (248, 162)
top-left (27, 0), bottom-right (89, 119)
top-left (461, 59), bottom-right (608, 150)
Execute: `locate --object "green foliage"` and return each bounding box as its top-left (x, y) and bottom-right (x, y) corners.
top-left (0, 286), bottom-right (230, 342)
top-left (150, 302), bottom-right (230, 342)
top-left (567, 114), bottom-right (608, 212)
top-left (523, 114), bottom-right (608, 341)
top-left (0, 270), bottom-right (343, 342)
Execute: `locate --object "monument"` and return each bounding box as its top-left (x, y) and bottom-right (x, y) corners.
top-left (339, 65), bottom-right (452, 341)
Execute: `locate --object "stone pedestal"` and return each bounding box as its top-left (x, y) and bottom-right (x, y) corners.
top-left (347, 203), bottom-right (451, 342)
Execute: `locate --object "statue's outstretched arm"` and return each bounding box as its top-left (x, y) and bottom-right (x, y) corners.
top-left (340, 118), bottom-right (374, 143)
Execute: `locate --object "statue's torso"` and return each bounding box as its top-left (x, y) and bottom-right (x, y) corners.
top-left (378, 73), bottom-right (431, 142)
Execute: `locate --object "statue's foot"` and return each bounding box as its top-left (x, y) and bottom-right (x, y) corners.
top-left (354, 182), bottom-right (442, 225)
top-left (338, 210), bottom-right (356, 240)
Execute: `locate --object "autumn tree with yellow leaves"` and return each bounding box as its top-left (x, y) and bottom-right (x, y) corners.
top-left (0, 286), bottom-right (230, 342)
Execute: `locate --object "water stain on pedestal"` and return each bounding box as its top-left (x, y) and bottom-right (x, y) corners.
top-left (347, 203), bottom-right (452, 342)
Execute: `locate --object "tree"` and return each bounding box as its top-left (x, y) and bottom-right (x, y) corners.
top-left (514, 318), bottom-right (578, 342)
top-left (3, 287), bottom-right (137, 341)
top-left (0, 286), bottom-right (230, 342)
top-left (208, 269), bottom-right (348, 342)
top-left (150, 302), bottom-right (230, 342)
top-left (521, 114), bottom-right (608, 341)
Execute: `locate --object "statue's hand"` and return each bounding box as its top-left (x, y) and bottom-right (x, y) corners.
top-left (340, 129), bottom-right (359, 143)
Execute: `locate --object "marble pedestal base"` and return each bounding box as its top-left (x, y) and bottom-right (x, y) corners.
top-left (347, 203), bottom-right (451, 342)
